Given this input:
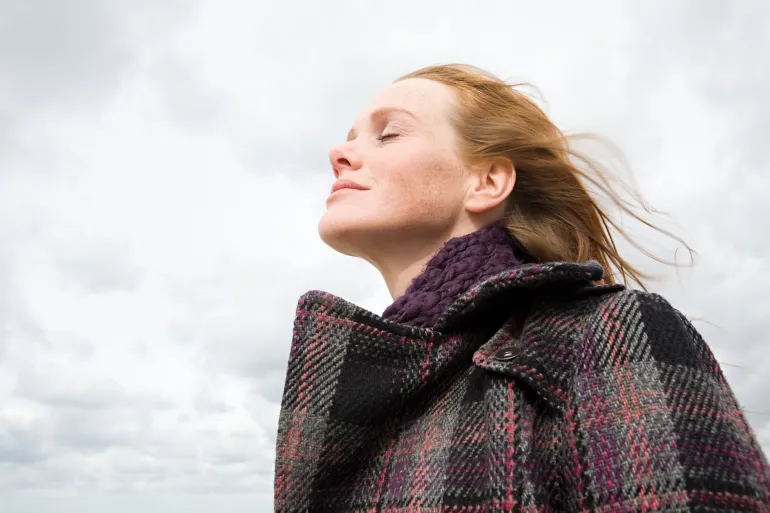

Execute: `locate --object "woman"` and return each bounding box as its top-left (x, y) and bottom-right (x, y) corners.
top-left (274, 64), bottom-right (770, 512)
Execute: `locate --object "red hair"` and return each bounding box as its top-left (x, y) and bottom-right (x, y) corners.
top-left (397, 64), bottom-right (692, 288)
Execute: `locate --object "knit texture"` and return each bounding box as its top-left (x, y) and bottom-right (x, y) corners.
top-left (275, 260), bottom-right (770, 512)
top-left (382, 223), bottom-right (525, 328)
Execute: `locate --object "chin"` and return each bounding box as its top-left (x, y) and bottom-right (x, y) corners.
top-left (318, 207), bottom-right (401, 258)
top-left (318, 211), bottom-right (368, 257)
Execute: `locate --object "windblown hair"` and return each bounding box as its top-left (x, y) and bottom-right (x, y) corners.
top-left (397, 64), bottom-right (692, 289)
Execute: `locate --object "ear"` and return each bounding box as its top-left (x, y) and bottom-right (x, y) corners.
top-left (464, 158), bottom-right (516, 214)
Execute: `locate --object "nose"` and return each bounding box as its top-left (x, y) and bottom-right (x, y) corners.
top-left (328, 143), bottom-right (361, 178)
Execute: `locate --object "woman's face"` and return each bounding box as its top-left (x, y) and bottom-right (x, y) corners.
top-left (319, 78), bottom-right (471, 260)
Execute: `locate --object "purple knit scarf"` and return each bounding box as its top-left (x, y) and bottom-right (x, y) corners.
top-left (382, 224), bottom-right (528, 329)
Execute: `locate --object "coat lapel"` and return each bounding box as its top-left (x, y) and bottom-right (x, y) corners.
top-left (438, 260), bottom-right (622, 413)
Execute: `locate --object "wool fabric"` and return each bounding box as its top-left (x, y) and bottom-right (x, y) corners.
top-left (383, 224), bottom-right (526, 328)
top-left (275, 230), bottom-right (770, 512)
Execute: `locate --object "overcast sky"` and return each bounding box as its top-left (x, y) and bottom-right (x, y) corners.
top-left (1, 1), bottom-right (769, 511)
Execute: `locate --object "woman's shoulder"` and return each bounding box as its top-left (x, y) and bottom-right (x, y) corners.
top-left (565, 285), bottom-right (714, 370)
top-left (591, 289), bottom-right (715, 365)
top-left (542, 286), bottom-right (770, 508)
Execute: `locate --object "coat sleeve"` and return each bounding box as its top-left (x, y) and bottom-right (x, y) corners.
top-left (563, 290), bottom-right (770, 512)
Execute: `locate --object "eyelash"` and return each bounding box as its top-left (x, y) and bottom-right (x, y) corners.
top-left (376, 133), bottom-right (399, 142)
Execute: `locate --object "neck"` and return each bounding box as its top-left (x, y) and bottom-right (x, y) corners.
top-left (377, 243), bottom-right (449, 300)
top-left (367, 220), bottom-right (487, 299)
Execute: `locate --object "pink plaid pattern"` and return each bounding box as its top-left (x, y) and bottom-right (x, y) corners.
top-left (274, 261), bottom-right (770, 512)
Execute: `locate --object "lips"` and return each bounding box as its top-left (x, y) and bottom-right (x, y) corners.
top-left (330, 179), bottom-right (369, 194)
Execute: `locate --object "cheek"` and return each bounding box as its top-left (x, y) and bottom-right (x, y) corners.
top-left (383, 151), bottom-right (465, 216)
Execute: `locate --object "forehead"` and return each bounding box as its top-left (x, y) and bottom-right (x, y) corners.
top-left (358, 78), bottom-right (456, 125)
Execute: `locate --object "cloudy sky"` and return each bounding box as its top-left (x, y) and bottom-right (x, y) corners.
top-left (1, 1), bottom-right (769, 511)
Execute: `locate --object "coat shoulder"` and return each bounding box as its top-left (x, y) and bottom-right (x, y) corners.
top-left (527, 284), bottom-right (714, 373)
top-left (523, 285), bottom-right (704, 377)
top-left (559, 287), bottom-right (770, 509)
top-left (574, 286), bottom-right (713, 370)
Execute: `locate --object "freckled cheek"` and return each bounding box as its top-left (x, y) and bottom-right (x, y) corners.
top-left (383, 173), bottom-right (423, 214)
top-left (383, 157), bottom-right (460, 216)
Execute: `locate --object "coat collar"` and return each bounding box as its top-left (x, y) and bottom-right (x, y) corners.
top-left (297, 260), bottom-right (623, 413)
top-left (433, 260), bottom-right (607, 330)
top-left (440, 260), bottom-right (624, 413)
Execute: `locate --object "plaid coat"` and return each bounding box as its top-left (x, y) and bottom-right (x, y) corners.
top-left (274, 261), bottom-right (770, 512)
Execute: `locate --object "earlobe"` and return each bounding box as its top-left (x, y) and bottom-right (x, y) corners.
top-left (465, 159), bottom-right (516, 214)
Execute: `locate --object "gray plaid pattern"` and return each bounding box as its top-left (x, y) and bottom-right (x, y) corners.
top-left (275, 261), bottom-right (770, 512)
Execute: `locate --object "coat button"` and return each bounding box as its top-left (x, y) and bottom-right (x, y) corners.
top-left (494, 347), bottom-right (521, 361)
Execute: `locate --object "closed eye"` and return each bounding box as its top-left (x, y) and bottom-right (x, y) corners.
top-left (376, 133), bottom-right (399, 142)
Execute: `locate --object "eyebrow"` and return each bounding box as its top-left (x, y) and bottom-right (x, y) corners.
top-left (346, 107), bottom-right (417, 142)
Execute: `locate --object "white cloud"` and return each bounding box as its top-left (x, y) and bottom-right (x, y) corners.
top-left (1, 0), bottom-right (768, 511)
